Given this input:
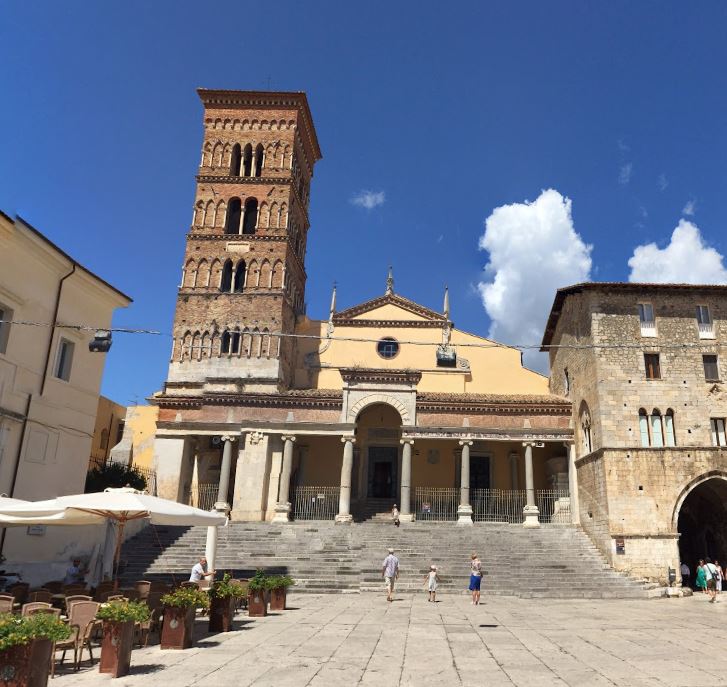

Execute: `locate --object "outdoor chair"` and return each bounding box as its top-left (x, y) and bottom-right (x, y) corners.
top-left (64, 595), bottom-right (92, 614)
top-left (8, 582), bottom-right (29, 606)
top-left (29, 590), bottom-right (53, 603)
top-left (180, 581), bottom-right (198, 589)
top-left (53, 600), bottom-right (99, 675)
top-left (0, 595), bottom-right (14, 613)
top-left (231, 579), bottom-right (249, 609)
top-left (118, 588), bottom-right (140, 600)
top-left (95, 590), bottom-right (122, 602)
top-left (43, 581), bottom-right (63, 593)
top-left (21, 601), bottom-right (52, 616)
top-left (27, 606), bottom-right (61, 617)
top-left (62, 584), bottom-right (86, 595)
top-left (134, 580), bottom-right (152, 600)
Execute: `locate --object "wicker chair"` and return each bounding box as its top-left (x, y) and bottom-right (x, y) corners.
top-left (231, 579), bottom-right (249, 610)
top-left (8, 583), bottom-right (29, 606)
top-left (53, 600), bottom-right (99, 675)
top-left (134, 581), bottom-right (152, 600)
top-left (21, 602), bottom-right (52, 617)
top-left (28, 590), bottom-right (53, 603)
top-left (64, 595), bottom-right (92, 615)
top-left (27, 606), bottom-right (61, 617)
top-left (118, 588), bottom-right (140, 601)
top-left (43, 581), bottom-right (64, 594)
top-left (0, 595), bottom-right (14, 613)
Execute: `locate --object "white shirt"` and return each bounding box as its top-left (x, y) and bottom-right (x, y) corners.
top-left (680, 563), bottom-right (689, 576)
top-left (705, 563), bottom-right (719, 580)
top-left (190, 562), bottom-right (206, 582)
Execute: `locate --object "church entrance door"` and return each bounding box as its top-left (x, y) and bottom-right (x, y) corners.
top-left (368, 446), bottom-right (398, 499)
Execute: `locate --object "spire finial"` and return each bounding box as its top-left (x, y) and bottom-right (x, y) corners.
top-left (385, 265), bottom-right (394, 295)
top-left (329, 281), bottom-right (337, 319)
top-left (443, 285), bottom-right (450, 320)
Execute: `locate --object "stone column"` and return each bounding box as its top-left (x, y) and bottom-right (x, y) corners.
top-left (336, 435), bottom-right (356, 523)
top-left (457, 440), bottom-right (473, 525)
top-left (522, 442), bottom-right (540, 528)
top-left (272, 435), bottom-right (296, 522)
top-left (509, 451), bottom-right (519, 489)
top-left (400, 439), bottom-right (414, 522)
top-left (567, 441), bottom-right (580, 524)
top-left (215, 436), bottom-right (236, 513)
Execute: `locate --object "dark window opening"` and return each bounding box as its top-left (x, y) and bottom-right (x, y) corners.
top-left (225, 198), bottom-right (242, 234)
top-left (230, 144), bottom-right (242, 176)
top-left (377, 337), bottom-right (399, 359)
top-left (242, 198), bottom-right (258, 235)
top-left (233, 261), bottom-right (246, 292)
top-left (220, 260), bottom-right (233, 292)
top-left (254, 143), bottom-right (264, 177)
top-left (243, 143), bottom-right (252, 177)
top-left (644, 353), bottom-right (661, 380)
top-left (703, 354), bottom-right (719, 381)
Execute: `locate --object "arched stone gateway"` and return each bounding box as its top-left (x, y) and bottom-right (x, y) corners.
top-left (348, 394), bottom-right (411, 425)
top-left (674, 472), bottom-right (727, 572)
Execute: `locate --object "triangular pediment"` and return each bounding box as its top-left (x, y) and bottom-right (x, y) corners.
top-left (333, 293), bottom-right (446, 326)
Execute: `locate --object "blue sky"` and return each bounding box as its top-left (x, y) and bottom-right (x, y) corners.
top-left (1, 2), bottom-right (726, 403)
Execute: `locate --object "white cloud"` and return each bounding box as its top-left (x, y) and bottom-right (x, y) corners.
top-left (618, 162), bottom-right (633, 185)
top-left (628, 219), bottom-right (727, 284)
top-left (477, 189), bottom-right (592, 373)
top-left (682, 199), bottom-right (696, 216)
top-left (350, 190), bottom-right (385, 210)
top-left (658, 173), bottom-right (669, 191)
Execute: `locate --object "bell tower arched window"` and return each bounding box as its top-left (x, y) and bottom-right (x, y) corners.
top-left (242, 198), bottom-right (258, 235)
top-left (220, 259), bottom-right (233, 292)
top-left (254, 143), bottom-right (264, 177)
top-left (242, 143), bottom-right (252, 177)
top-left (225, 198), bottom-right (242, 234)
top-left (233, 261), bottom-right (246, 292)
top-left (230, 143), bottom-right (242, 176)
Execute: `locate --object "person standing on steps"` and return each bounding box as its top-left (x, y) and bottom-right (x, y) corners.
top-left (382, 547), bottom-right (399, 602)
top-left (391, 504), bottom-right (400, 527)
top-left (424, 565), bottom-right (440, 602)
top-left (469, 552), bottom-right (482, 605)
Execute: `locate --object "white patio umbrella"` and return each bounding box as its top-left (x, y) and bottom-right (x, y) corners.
top-left (0, 488), bottom-right (226, 585)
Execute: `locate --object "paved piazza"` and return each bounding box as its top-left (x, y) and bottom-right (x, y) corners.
top-left (59, 593), bottom-right (727, 686)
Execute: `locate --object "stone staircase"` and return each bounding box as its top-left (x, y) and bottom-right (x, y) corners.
top-left (118, 522), bottom-right (654, 598)
top-left (353, 498), bottom-right (398, 522)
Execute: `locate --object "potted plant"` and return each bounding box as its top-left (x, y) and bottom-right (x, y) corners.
top-left (0, 612), bottom-right (70, 687)
top-left (208, 574), bottom-right (246, 633)
top-left (96, 600), bottom-right (150, 677)
top-left (266, 575), bottom-right (295, 611)
top-left (159, 587), bottom-right (208, 650)
top-left (247, 570), bottom-right (269, 618)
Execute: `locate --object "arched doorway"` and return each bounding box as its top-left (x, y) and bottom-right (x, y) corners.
top-left (356, 403), bottom-right (402, 501)
top-left (676, 476), bottom-right (727, 571)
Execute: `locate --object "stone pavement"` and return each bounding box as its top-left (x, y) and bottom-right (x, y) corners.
top-left (56, 592), bottom-right (727, 686)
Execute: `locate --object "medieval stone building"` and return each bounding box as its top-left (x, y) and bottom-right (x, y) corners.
top-left (151, 89), bottom-right (576, 530)
top-left (542, 282), bottom-right (727, 581)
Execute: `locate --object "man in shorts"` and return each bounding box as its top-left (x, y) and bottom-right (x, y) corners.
top-left (705, 558), bottom-right (719, 603)
top-left (381, 548), bottom-right (399, 602)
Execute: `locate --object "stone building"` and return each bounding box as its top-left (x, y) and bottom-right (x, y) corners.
top-left (542, 282), bottom-right (727, 582)
top-left (151, 89), bottom-right (578, 528)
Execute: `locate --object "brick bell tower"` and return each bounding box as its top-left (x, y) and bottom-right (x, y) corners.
top-left (166, 89), bottom-right (322, 394)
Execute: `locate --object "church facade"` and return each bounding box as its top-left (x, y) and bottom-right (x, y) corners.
top-left (151, 89), bottom-right (577, 529)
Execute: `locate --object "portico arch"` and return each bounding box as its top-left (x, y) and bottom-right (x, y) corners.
top-left (673, 472), bottom-right (727, 573)
top-left (347, 394), bottom-right (410, 424)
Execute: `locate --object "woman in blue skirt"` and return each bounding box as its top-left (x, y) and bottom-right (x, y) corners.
top-left (469, 552), bottom-right (482, 605)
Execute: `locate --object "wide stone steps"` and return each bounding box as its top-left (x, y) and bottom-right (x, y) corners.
top-left (118, 521), bottom-right (653, 599)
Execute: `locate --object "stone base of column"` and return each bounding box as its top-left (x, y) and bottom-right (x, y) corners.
top-left (334, 513), bottom-right (353, 524)
top-left (398, 513), bottom-right (414, 523)
top-left (271, 502), bottom-right (291, 523)
top-left (522, 504), bottom-right (540, 528)
top-left (213, 501), bottom-right (231, 515)
top-left (457, 504), bottom-right (473, 525)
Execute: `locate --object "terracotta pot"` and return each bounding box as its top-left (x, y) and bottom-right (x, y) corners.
top-left (208, 596), bottom-right (235, 633)
top-left (99, 620), bottom-right (134, 677)
top-left (0, 639), bottom-right (52, 687)
top-left (247, 590), bottom-right (267, 617)
top-left (269, 587), bottom-right (287, 611)
top-left (160, 607), bottom-right (196, 649)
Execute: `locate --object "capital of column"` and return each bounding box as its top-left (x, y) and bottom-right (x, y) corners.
top-left (400, 438), bottom-right (415, 446)
top-left (281, 435), bottom-right (297, 443)
top-left (221, 435), bottom-right (237, 444)
top-left (522, 441), bottom-right (536, 448)
top-left (458, 439), bottom-right (473, 447)
top-left (340, 435), bottom-right (356, 444)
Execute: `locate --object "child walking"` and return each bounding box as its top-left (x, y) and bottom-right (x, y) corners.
top-left (425, 565), bottom-right (440, 602)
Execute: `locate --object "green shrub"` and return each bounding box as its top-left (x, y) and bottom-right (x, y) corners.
top-left (96, 600), bottom-right (151, 623)
top-left (209, 573), bottom-right (246, 599)
top-left (248, 570), bottom-right (268, 593)
top-left (265, 575), bottom-right (295, 590)
top-left (85, 462), bottom-right (147, 493)
top-left (161, 587), bottom-right (209, 610)
top-left (0, 613), bottom-right (71, 651)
